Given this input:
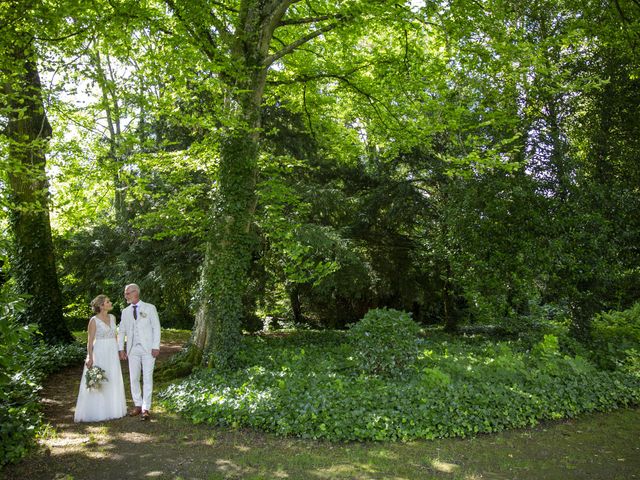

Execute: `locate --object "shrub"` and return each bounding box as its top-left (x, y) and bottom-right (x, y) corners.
top-left (0, 288), bottom-right (36, 467)
top-left (590, 302), bottom-right (640, 371)
top-left (159, 329), bottom-right (640, 442)
top-left (346, 308), bottom-right (421, 377)
top-left (0, 287), bottom-right (85, 467)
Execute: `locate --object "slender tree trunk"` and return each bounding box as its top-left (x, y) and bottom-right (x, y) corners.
top-left (90, 49), bottom-right (128, 223)
top-left (442, 262), bottom-right (457, 333)
top-left (2, 38), bottom-right (72, 344)
top-left (289, 284), bottom-right (303, 324)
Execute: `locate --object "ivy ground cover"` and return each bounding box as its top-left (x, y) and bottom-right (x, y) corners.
top-left (159, 330), bottom-right (640, 442)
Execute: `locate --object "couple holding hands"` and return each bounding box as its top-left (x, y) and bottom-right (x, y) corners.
top-left (74, 283), bottom-right (161, 423)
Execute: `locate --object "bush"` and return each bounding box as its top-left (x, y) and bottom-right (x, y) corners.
top-left (0, 288), bottom-right (37, 467)
top-left (0, 287), bottom-right (85, 467)
top-left (159, 328), bottom-right (640, 442)
top-left (590, 302), bottom-right (640, 371)
top-left (346, 308), bottom-right (421, 377)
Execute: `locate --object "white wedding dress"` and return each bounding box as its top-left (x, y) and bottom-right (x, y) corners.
top-left (74, 314), bottom-right (127, 422)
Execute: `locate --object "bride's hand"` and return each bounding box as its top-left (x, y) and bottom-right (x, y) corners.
top-left (85, 357), bottom-right (93, 368)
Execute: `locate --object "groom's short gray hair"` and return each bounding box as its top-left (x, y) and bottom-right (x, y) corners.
top-left (125, 283), bottom-right (140, 294)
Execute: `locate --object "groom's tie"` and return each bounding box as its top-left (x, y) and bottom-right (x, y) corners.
top-left (133, 304), bottom-right (138, 320)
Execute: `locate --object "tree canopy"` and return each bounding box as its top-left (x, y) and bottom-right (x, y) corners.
top-left (1, 0), bottom-right (639, 364)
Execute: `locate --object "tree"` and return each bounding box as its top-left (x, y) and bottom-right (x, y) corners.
top-left (0, 3), bottom-right (72, 343)
top-left (162, 0), bottom-right (423, 366)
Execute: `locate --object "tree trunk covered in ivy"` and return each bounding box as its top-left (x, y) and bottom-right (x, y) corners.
top-left (181, 0), bottom-right (283, 367)
top-left (193, 123), bottom-right (261, 367)
top-left (2, 36), bottom-right (72, 344)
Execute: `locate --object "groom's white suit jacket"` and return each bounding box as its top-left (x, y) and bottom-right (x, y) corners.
top-left (117, 300), bottom-right (161, 355)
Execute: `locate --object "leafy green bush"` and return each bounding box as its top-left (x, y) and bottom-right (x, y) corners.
top-left (0, 287), bottom-right (85, 466)
top-left (0, 289), bottom-right (37, 467)
top-left (590, 302), bottom-right (640, 371)
top-left (346, 308), bottom-right (421, 377)
top-left (159, 329), bottom-right (640, 442)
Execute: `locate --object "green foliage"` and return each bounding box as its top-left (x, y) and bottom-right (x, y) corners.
top-left (159, 329), bottom-right (640, 442)
top-left (0, 285), bottom-right (85, 466)
top-left (590, 303), bottom-right (640, 372)
top-left (346, 308), bottom-right (421, 377)
top-left (0, 286), bottom-right (39, 467)
top-left (55, 217), bottom-right (201, 330)
top-left (7, 0), bottom-right (639, 363)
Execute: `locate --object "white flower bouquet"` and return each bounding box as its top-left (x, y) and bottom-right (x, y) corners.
top-left (85, 365), bottom-right (108, 390)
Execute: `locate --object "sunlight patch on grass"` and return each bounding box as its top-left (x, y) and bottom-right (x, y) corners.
top-left (90, 450), bottom-right (125, 461)
top-left (271, 468), bottom-right (290, 478)
top-left (215, 458), bottom-right (243, 475)
top-left (115, 431), bottom-right (157, 444)
top-left (312, 462), bottom-right (395, 479)
top-left (431, 459), bottom-right (460, 473)
top-left (47, 433), bottom-right (91, 448)
top-left (368, 448), bottom-right (400, 460)
top-left (87, 425), bottom-right (109, 435)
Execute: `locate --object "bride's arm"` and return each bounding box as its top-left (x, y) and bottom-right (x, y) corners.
top-left (85, 317), bottom-right (96, 368)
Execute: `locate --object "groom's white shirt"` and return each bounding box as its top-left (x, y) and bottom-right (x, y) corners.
top-left (117, 300), bottom-right (161, 355)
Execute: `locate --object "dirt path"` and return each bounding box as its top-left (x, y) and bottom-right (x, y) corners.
top-left (3, 341), bottom-right (246, 480)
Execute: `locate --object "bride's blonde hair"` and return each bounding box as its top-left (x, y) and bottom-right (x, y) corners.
top-left (90, 294), bottom-right (109, 314)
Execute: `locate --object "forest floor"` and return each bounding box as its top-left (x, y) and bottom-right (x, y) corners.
top-left (3, 335), bottom-right (640, 480)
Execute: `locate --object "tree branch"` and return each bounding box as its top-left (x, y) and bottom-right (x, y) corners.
top-left (278, 14), bottom-right (342, 26)
top-left (207, 3), bottom-right (233, 42)
top-left (269, 71), bottom-right (400, 132)
top-left (263, 18), bottom-right (345, 67)
top-left (164, 0), bottom-right (220, 62)
top-left (613, 0), bottom-right (631, 23)
top-left (265, 0), bottom-right (302, 18)
top-left (34, 27), bottom-right (91, 43)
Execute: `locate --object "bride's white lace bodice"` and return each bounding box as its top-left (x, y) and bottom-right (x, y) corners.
top-left (94, 314), bottom-right (117, 340)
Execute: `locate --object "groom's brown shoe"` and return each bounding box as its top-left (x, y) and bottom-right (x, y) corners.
top-left (129, 406), bottom-right (142, 417)
top-left (140, 410), bottom-right (150, 421)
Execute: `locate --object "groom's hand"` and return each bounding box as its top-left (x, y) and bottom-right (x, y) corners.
top-left (151, 349), bottom-right (160, 358)
top-left (119, 350), bottom-right (127, 361)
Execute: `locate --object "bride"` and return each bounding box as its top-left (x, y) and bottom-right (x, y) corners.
top-left (74, 295), bottom-right (127, 422)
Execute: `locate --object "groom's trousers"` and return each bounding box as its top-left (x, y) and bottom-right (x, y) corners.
top-left (128, 344), bottom-right (156, 411)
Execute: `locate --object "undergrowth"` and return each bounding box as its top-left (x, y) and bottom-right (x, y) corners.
top-left (159, 308), bottom-right (640, 442)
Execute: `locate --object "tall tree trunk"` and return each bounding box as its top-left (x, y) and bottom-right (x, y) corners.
top-left (90, 48), bottom-right (128, 223)
top-left (289, 284), bottom-right (303, 324)
top-left (442, 262), bottom-right (457, 333)
top-left (2, 38), bottom-right (72, 344)
top-left (192, 64), bottom-right (265, 366)
top-left (193, 124), bottom-right (260, 366)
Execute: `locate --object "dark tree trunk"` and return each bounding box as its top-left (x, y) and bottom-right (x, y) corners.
top-left (289, 284), bottom-right (303, 324)
top-left (3, 38), bottom-right (72, 344)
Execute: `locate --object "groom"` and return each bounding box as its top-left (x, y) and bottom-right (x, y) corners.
top-left (118, 283), bottom-right (161, 421)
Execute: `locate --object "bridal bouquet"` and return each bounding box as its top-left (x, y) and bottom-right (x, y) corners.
top-left (86, 365), bottom-right (108, 390)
